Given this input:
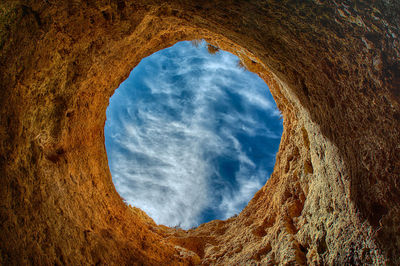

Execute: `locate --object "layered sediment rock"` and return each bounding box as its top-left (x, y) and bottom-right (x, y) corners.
top-left (1, 1), bottom-right (399, 265)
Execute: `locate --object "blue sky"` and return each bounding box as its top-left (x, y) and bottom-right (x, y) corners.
top-left (105, 41), bottom-right (283, 229)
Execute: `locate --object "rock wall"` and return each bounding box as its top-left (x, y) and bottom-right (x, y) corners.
top-left (0, 0), bottom-right (399, 265)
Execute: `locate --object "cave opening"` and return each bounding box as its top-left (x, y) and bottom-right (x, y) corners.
top-left (105, 40), bottom-right (283, 229)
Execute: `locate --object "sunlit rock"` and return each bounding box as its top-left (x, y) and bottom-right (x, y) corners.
top-left (0, 1), bottom-right (399, 264)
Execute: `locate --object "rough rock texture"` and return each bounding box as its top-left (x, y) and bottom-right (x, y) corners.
top-left (1, 0), bottom-right (399, 265)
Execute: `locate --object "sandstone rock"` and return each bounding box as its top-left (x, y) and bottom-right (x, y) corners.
top-left (0, 0), bottom-right (399, 265)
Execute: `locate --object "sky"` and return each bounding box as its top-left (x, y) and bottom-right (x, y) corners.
top-left (105, 41), bottom-right (283, 229)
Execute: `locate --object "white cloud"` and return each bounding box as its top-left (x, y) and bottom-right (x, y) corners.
top-left (105, 41), bottom-right (282, 229)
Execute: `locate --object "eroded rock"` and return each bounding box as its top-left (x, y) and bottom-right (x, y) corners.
top-left (0, 1), bottom-right (399, 265)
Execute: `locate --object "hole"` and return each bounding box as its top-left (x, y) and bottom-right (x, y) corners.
top-left (105, 40), bottom-right (283, 229)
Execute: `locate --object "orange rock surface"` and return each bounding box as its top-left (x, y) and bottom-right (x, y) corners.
top-left (1, 1), bottom-right (399, 265)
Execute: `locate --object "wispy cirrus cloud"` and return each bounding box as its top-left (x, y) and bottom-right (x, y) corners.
top-left (105, 41), bottom-right (282, 229)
